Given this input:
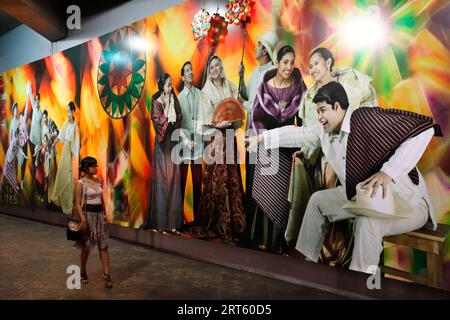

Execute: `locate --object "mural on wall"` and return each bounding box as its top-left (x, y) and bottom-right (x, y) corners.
top-left (1, 0), bottom-right (450, 285)
top-left (95, 26), bottom-right (147, 225)
top-left (0, 47), bottom-right (81, 213)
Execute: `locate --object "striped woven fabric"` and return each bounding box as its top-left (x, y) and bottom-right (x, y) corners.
top-left (345, 107), bottom-right (441, 200)
top-left (3, 159), bottom-right (19, 194)
top-left (252, 147), bottom-right (294, 232)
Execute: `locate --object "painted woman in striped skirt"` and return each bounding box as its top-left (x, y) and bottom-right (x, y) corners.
top-left (1, 128), bottom-right (28, 194)
top-left (250, 45), bottom-right (306, 254)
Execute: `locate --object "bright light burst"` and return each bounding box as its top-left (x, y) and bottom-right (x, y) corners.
top-left (341, 5), bottom-right (390, 50)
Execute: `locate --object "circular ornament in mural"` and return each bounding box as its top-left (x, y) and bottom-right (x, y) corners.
top-left (97, 26), bottom-right (146, 119)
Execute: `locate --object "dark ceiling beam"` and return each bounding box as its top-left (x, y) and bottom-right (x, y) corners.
top-left (1, 0), bottom-right (67, 41)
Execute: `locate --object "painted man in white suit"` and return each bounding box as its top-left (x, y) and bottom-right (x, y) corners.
top-left (177, 61), bottom-right (203, 224)
top-left (246, 81), bottom-right (439, 273)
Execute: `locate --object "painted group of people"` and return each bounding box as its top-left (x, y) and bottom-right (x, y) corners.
top-left (139, 31), bottom-right (366, 245)
top-left (140, 53), bottom-right (247, 240)
top-left (138, 32), bottom-right (367, 243)
top-left (2, 28), bottom-right (438, 276)
top-left (139, 29), bottom-right (440, 275)
top-left (245, 39), bottom-right (440, 273)
top-left (1, 84), bottom-right (108, 285)
top-left (1, 80), bottom-right (80, 216)
top-left (3, 81), bottom-right (39, 195)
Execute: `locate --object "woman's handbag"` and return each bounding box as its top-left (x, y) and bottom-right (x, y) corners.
top-left (66, 181), bottom-right (86, 241)
top-left (66, 217), bottom-right (84, 241)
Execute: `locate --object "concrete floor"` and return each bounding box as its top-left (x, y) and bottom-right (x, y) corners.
top-left (0, 213), bottom-right (348, 300)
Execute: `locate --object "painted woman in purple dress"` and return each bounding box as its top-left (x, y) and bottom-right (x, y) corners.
top-left (250, 45), bottom-right (306, 254)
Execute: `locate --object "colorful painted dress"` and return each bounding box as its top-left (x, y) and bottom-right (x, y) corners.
top-left (250, 67), bottom-right (306, 254)
top-left (194, 78), bottom-right (246, 241)
top-left (2, 136), bottom-right (26, 193)
top-left (51, 120), bottom-right (79, 214)
top-left (140, 93), bottom-right (183, 231)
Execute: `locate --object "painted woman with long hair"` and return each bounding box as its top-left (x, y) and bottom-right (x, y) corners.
top-left (140, 73), bottom-right (183, 232)
top-left (194, 55), bottom-right (246, 242)
top-left (51, 101), bottom-right (79, 214)
top-left (250, 45), bottom-right (307, 254)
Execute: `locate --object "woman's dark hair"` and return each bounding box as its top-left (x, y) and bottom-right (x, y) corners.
top-left (157, 73), bottom-right (171, 92)
top-left (153, 73), bottom-right (171, 100)
top-left (43, 110), bottom-right (48, 117)
top-left (68, 101), bottom-right (76, 112)
top-left (35, 92), bottom-right (40, 100)
top-left (276, 45), bottom-right (295, 63)
top-left (12, 101), bottom-right (18, 113)
top-left (79, 156), bottom-right (98, 173)
top-left (313, 81), bottom-right (349, 110)
top-left (310, 47), bottom-right (335, 71)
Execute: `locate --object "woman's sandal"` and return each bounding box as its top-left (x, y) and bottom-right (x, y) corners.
top-left (81, 272), bottom-right (88, 284)
top-left (102, 273), bottom-right (113, 288)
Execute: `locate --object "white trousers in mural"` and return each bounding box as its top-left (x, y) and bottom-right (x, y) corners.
top-left (295, 186), bottom-right (429, 273)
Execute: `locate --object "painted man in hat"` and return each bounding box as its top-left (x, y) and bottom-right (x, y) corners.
top-left (238, 30), bottom-right (279, 237)
top-left (238, 30), bottom-right (279, 129)
top-left (246, 81), bottom-right (440, 273)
